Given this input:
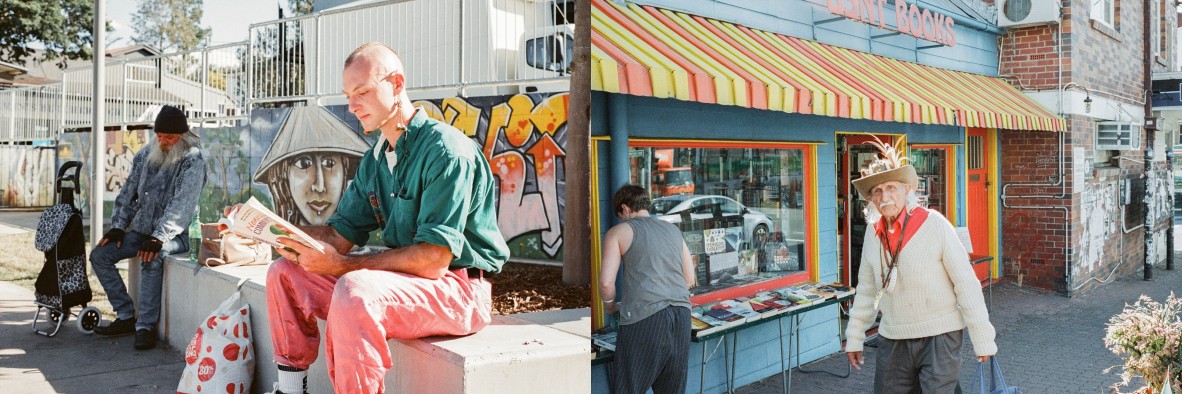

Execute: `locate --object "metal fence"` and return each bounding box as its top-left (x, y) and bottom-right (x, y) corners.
top-left (248, 0), bottom-right (572, 107)
top-left (0, 0), bottom-right (572, 207)
top-left (0, 0), bottom-right (571, 141)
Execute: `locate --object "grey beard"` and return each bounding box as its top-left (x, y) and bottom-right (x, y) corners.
top-left (146, 136), bottom-right (192, 169)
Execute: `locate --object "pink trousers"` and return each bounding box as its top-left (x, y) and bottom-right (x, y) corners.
top-left (266, 259), bottom-right (492, 393)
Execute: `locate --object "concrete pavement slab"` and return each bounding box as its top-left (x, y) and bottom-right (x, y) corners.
top-left (0, 281), bottom-right (185, 393)
top-left (737, 261), bottom-right (1182, 393)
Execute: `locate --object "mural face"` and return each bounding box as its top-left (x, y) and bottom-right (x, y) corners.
top-left (262, 152), bottom-right (355, 225)
top-left (252, 106), bottom-right (368, 227)
top-left (289, 153), bottom-right (347, 223)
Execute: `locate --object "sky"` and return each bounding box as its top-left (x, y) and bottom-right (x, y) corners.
top-left (103, 0), bottom-right (291, 49)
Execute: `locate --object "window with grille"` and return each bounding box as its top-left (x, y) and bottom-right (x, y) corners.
top-left (967, 135), bottom-right (984, 170)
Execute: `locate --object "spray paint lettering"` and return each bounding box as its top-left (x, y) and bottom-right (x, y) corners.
top-left (103, 130), bottom-right (147, 193)
top-left (415, 93), bottom-right (569, 259)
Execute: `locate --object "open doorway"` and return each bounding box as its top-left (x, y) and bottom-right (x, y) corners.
top-left (836, 133), bottom-right (899, 289)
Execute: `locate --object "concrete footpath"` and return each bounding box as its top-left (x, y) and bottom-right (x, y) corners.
top-left (0, 281), bottom-right (186, 393)
top-left (738, 257), bottom-right (1182, 393)
top-left (0, 210), bottom-right (185, 393)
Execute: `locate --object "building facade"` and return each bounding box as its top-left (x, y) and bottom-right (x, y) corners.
top-left (590, 0), bottom-right (1174, 392)
top-left (999, 0), bottom-right (1177, 295)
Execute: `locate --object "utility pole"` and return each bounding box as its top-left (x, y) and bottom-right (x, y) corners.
top-left (563, 0), bottom-right (591, 286)
top-left (91, 0), bottom-right (106, 246)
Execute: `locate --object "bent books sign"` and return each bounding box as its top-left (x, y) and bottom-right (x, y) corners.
top-left (826, 0), bottom-right (959, 47)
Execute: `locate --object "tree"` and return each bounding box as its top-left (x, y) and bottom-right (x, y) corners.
top-left (563, 0), bottom-right (590, 285)
top-left (131, 0), bottom-right (210, 53)
top-left (287, 0), bottom-right (313, 15)
top-left (0, 0), bottom-right (97, 68)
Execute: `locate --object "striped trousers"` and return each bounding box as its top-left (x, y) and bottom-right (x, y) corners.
top-left (611, 305), bottom-right (691, 394)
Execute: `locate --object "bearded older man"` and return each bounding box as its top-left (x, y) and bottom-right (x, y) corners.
top-left (843, 140), bottom-right (996, 393)
top-left (90, 105), bottom-right (206, 350)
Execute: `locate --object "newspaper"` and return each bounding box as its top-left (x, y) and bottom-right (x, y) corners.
top-left (220, 197), bottom-right (324, 253)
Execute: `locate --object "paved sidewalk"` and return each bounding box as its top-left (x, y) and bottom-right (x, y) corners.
top-left (737, 261), bottom-right (1182, 393)
top-left (0, 282), bottom-right (186, 393)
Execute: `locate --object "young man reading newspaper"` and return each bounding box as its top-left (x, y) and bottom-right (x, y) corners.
top-left (240, 42), bottom-right (509, 394)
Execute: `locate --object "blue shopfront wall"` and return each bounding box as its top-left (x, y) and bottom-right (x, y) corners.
top-left (591, 92), bottom-right (966, 393)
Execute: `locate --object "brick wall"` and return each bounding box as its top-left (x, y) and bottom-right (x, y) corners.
top-left (995, 0), bottom-right (1170, 295)
top-left (999, 25), bottom-right (1063, 90)
top-left (999, 126), bottom-right (1072, 292)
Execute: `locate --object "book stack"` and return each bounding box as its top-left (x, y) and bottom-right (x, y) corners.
top-left (687, 282), bottom-right (856, 337)
top-left (592, 327), bottom-right (617, 352)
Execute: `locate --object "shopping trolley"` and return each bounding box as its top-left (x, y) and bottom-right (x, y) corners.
top-left (31, 161), bottom-right (100, 336)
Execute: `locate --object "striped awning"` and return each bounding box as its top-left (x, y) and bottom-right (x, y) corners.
top-left (591, 0), bottom-right (1066, 132)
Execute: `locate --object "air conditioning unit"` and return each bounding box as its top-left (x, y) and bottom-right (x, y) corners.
top-left (996, 0), bottom-right (1060, 28)
top-left (1096, 122), bottom-right (1142, 151)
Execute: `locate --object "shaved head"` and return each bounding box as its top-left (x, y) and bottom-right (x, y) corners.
top-left (344, 42), bottom-right (404, 77)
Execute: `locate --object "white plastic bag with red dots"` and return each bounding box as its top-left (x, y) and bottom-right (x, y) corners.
top-left (177, 280), bottom-right (254, 394)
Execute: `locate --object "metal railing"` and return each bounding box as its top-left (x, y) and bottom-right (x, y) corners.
top-left (0, 0), bottom-right (570, 139)
top-left (248, 0), bottom-right (572, 107)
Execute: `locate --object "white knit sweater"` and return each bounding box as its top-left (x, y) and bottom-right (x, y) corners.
top-left (844, 209), bottom-right (997, 357)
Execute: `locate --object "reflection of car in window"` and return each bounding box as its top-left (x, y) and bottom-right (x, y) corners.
top-left (651, 195), bottom-right (772, 248)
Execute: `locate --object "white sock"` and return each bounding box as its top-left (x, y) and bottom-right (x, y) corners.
top-left (276, 366), bottom-right (307, 393)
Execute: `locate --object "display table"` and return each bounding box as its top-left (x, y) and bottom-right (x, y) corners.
top-left (692, 292), bottom-right (854, 394)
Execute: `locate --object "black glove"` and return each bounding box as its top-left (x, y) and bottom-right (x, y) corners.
top-left (139, 237), bottom-right (163, 254)
top-left (102, 228), bottom-right (125, 244)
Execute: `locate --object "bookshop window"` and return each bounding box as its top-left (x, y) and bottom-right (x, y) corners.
top-left (911, 146), bottom-right (950, 217)
top-left (628, 143), bottom-right (813, 298)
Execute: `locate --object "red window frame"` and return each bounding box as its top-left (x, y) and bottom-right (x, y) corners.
top-left (627, 139), bottom-right (818, 305)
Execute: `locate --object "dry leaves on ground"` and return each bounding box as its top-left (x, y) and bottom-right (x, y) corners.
top-left (488, 263), bottom-right (590, 315)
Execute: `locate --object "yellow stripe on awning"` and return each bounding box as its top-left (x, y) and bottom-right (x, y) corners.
top-left (590, 0), bottom-right (1066, 132)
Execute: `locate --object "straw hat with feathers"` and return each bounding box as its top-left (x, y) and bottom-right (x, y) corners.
top-left (851, 135), bottom-right (918, 200)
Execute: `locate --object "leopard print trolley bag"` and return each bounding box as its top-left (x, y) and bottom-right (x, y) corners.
top-left (32, 161), bottom-right (101, 337)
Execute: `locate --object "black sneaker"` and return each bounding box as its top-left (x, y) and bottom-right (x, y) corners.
top-left (93, 317), bottom-right (136, 336)
top-left (133, 328), bottom-right (157, 350)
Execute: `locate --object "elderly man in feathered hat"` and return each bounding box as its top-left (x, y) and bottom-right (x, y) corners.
top-left (843, 137), bottom-right (997, 393)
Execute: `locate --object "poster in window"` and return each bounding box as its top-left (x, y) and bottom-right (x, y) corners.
top-left (724, 227), bottom-right (742, 253)
top-left (683, 231), bottom-right (705, 255)
top-left (693, 254), bottom-right (710, 287)
top-left (704, 228), bottom-right (726, 254)
top-left (916, 177), bottom-right (929, 208)
top-left (711, 251), bottom-right (739, 276)
top-left (737, 249), bottom-right (759, 276)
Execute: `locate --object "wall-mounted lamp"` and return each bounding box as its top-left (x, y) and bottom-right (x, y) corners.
top-left (1063, 82), bottom-right (1093, 115)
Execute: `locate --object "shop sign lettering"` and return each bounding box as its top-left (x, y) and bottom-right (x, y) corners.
top-left (826, 0), bottom-right (957, 47)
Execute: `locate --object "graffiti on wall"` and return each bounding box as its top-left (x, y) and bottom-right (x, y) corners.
top-left (132, 92), bottom-right (568, 262)
top-left (415, 92), bottom-right (569, 259)
top-left (1145, 161), bottom-right (1172, 266)
top-left (104, 130), bottom-right (148, 193)
top-left (1078, 182), bottom-right (1118, 273)
top-left (56, 133), bottom-right (91, 215)
top-left (0, 145), bottom-right (56, 207)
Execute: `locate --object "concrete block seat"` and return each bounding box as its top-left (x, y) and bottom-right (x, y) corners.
top-left (152, 256), bottom-right (591, 393)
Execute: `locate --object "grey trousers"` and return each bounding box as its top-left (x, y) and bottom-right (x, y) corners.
top-left (611, 305), bottom-right (690, 394)
top-left (90, 231), bottom-right (187, 331)
top-left (873, 330), bottom-right (964, 394)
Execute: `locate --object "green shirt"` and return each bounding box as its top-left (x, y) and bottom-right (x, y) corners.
top-left (328, 110), bottom-right (509, 273)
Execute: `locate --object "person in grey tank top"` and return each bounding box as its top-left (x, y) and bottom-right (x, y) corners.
top-left (599, 185), bottom-right (694, 394)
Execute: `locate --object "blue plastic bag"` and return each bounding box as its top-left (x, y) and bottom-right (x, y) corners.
top-left (975, 357), bottom-right (1021, 394)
